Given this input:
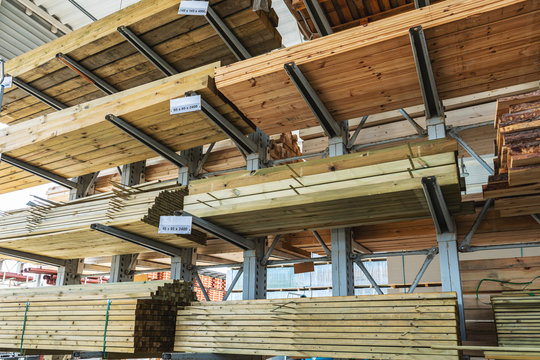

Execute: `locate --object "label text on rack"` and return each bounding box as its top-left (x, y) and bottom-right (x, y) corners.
top-left (178, 1), bottom-right (209, 15)
top-left (159, 216), bottom-right (192, 234)
top-left (170, 95), bottom-right (201, 115)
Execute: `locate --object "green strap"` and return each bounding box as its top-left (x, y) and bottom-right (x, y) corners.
top-left (102, 299), bottom-right (112, 359)
top-left (20, 302), bottom-right (29, 354)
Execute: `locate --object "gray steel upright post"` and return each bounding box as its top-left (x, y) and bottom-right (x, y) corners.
top-left (171, 248), bottom-right (196, 284)
top-left (109, 161), bottom-right (146, 283)
top-left (178, 146), bottom-right (203, 186)
top-left (242, 238), bottom-right (267, 300)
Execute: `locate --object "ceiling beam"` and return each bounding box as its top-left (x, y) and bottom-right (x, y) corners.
top-left (16, 0), bottom-right (72, 34)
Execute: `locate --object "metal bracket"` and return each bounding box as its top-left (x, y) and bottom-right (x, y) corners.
top-left (69, 172), bottom-right (99, 200)
top-left (117, 25), bottom-right (178, 76)
top-left (448, 129), bottom-right (494, 175)
top-left (171, 248), bottom-right (196, 282)
top-left (194, 271), bottom-right (211, 301)
top-left (57, 53), bottom-right (117, 95)
top-left (398, 108), bottom-right (426, 135)
top-left (223, 267), bottom-right (243, 301)
top-left (409, 26), bottom-right (445, 139)
top-left (459, 198), bottom-right (494, 251)
top-left (12, 77), bottom-right (66, 110)
top-left (109, 254), bottom-right (138, 282)
top-left (180, 211), bottom-right (255, 250)
top-left (421, 176), bottom-right (455, 234)
top-left (57, 259), bottom-right (84, 285)
top-left (121, 161), bottom-right (146, 186)
top-left (243, 238), bottom-right (266, 300)
top-left (205, 6), bottom-right (251, 61)
top-left (414, 0), bottom-right (431, 8)
top-left (302, 0), bottom-right (333, 36)
top-left (0, 154), bottom-right (77, 189)
top-left (347, 116), bottom-right (368, 150)
top-left (178, 146), bottom-right (203, 186)
top-left (90, 223), bottom-right (189, 257)
top-left (0, 246), bottom-right (66, 267)
top-left (106, 114), bottom-right (189, 168)
top-left (312, 230), bottom-right (331, 257)
top-left (261, 235), bottom-right (282, 265)
top-left (246, 128), bottom-right (270, 171)
top-left (354, 259), bottom-right (383, 295)
top-left (284, 61), bottom-right (342, 139)
top-left (408, 246), bottom-right (438, 293)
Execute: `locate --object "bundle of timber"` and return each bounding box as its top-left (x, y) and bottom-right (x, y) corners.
top-left (0, 280), bottom-right (194, 354)
top-left (2, 0), bottom-right (281, 125)
top-left (184, 139), bottom-right (467, 236)
top-left (0, 182), bottom-right (205, 259)
top-left (174, 292), bottom-right (460, 359)
top-left (46, 133), bottom-right (302, 202)
top-left (215, 0), bottom-right (539, 135)
top-left (0, 63), bottom-right (253, 194)
top-left (285, 0), bottom-right (418, 37)
top-left (492, 291), bottom-right (540, 347)
top-left (483, 91), bottom-right (540, 217)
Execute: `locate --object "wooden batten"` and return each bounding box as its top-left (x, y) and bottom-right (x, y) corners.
top-left (0, 64), bottom-right (253, 194)
top-left (215, 0), bottom-right (539, 136)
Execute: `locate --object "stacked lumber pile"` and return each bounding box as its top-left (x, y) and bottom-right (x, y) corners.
top-left (2, 0), bottom-right (281, 125)
top-left (0, 280), bottom-right (194, 354)
top-left (483, 91), bottom-right (540, 217)
top-left (0, 63), bottom-right (253, 194)
top-left (285, 0), bottom-right (417, 37)
top-left (492, 291), bottom-right (540, 347)
top-left (184, 139), bottom-right (466, 236)
top-left (174, 293), bottom-right (460, 359)
top-left (0, 183), bottom-right (205, 259)
top-left (215, 0), bottom-right (539, 135)
top-left (46, 133), bottom-right (302, 202)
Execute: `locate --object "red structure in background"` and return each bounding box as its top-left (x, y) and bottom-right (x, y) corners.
top-left (23, 268), bottom-right (108, 285)
top-left (149, 271), bottom-right (226, 301)
top-left (0, 272), bottom-right (33, 282)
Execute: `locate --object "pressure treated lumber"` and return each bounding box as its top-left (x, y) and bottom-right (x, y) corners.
top-left (0, 183), bottom-right (205, 259)
top-left (184, 139), bottom-right (464, 236)
top-left (492, 292), bottom-right (540, 347)
top-left (0, 280), bottom-right (194, 355)
top-left (0, 63), bottom-right (252, 194)
top-left (216, 0), bottom-right (540, 136)
top-left (2, 0), bottom-right (281, 125)
top-left (174, 293), bottom-right (460, 359)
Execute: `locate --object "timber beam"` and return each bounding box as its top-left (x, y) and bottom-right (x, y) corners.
top-left (90, 223), bottom-right (186, 257)
top-left (117, 25), bottom-right (178, 76)
top-left (56, 53), bottom-right (118, 95)
top-left (106, 114), bottom-right (189, 168)
top-left (12, 77), bottom-right (66, 110)
top-left (0, 154), bottom-right (77, 189)
top-left (180, 210), bottom-right (255, 251)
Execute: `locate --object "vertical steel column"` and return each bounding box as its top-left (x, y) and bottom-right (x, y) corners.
top-left (246, 129), bottom-right (270, 172)
top-left (56, 259), bottom-right (84, 285)
top-left (243, 238), bottom-right (267, 300)
top-left (331, 228), bottom-right (354, 296)
top-left (178, 146), bottom-right (203, 186)
top-left (109, 161), bottom-right (146, 282)
top-left (171, 248), bottom-right (196, 284)
top-left (69, 172), bottom-right (99, 200)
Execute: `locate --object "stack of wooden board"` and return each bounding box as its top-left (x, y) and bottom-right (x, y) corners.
top-left (285, 0), bottom-right (418, 37)
top-left (0, 183), bottom-right (205, 259)
top-left (0, 280), bottom-right (194, 355)
top-left (46, 133), bottom-right (302, 203)
top-left (215, 0), bottom-right (539, 135)
top-left (174, 293), bottom-right (460, 359)
top-left (492, 291), bottom-right (540, 347)
top-left (483, 91), bottom-right (540, 217)
top-left (184, 139), bottom-right (465, 236)
top-left (0, 63), bottom-right (253, 194)
top-left (2, 0), bottom-right (281, 125)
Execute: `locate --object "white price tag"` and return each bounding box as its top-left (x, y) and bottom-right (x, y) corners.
top-left (1, 76), bottom-right (12, 88)
top-left (159, 216), bottom-right (192, 234)
top-left (170, 95), bottom-right (201, 114)
top-left (178, 1), bottom-right (209, 15)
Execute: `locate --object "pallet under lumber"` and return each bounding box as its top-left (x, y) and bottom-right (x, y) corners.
top-left (174, 293), bottom-right (460, 359)
top-left (215, 0), bottom-right (539, 135)
top-left (2, 0), bottom-right (281, 125)
top-left (0, 182), bottom-right (205, 259)
top-left (0, 63), bottom-right (252, 194)
top-left (0, 281), bottom-right (194, 355)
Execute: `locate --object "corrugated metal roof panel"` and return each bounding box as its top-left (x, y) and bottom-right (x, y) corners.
top-left (0, 0), bottom-right (58, 59)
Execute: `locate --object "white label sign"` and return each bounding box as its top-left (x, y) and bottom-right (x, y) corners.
top-left (1, 76), bottom-right (12, 88)
top-left (159, 216), bottom-right (193, 234)
top-left (170, 95), bottom-right (201, 114)
top-left (178, 1), bottom-right (209, 15)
